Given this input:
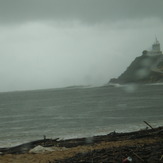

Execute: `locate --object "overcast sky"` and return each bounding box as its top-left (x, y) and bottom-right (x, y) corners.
top-left (0, 0), bottom-right (163, 92)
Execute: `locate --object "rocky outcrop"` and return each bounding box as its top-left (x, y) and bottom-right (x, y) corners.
top-left (109, 51), bottom-right (163, 84)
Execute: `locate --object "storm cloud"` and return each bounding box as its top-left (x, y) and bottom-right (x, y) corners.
top-left (0, 0), bottom-right (163, 92)
top-left (0, 0), bottom-right (163, 24)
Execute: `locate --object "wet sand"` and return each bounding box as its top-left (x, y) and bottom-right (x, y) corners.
top-left (0, 126), bottom-right (163, 163)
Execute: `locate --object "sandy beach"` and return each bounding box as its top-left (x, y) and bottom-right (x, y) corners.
top-left (0, 126), bottom-right (163, 163)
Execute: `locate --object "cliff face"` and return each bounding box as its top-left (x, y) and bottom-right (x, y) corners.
top-left (109, 51), bottom-right (163, 84)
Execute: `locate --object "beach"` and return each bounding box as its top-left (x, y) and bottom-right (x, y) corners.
top-left (0, 85), bottom-right (163, 163)
top-left (0, 126), bottom-right (162, 163)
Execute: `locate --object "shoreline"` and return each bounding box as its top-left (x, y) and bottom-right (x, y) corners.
top-left (1, 120), bottom-right (162, 148)
top-left (0, 126), bottom-right (163, 163)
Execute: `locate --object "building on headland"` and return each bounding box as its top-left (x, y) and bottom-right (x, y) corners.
top-left (152, 38), bottom-right (161, 52)
top-left (109, 38), bottom-right (163, 84)
top-left (143, 38), bottom-right (162, 56)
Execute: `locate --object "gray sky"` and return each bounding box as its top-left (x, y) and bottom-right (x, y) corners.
top-left (0, 0), bottom-right (163, 92)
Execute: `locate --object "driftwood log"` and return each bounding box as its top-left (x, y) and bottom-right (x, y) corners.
top-left (0, 126), bottom-right (163, 157)
top-left (54, 126), bottom-right (163, 163)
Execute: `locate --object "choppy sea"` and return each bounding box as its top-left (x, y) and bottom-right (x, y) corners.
top-left (0, 84), bottom-right (163, 147)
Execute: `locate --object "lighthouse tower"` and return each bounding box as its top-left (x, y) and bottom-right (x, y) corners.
top-left (152, 38), bottom-right (161, 52)
top-left (145, 38), bottom-right (163, 56)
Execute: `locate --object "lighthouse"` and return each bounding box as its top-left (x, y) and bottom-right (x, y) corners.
top-left (144, 38), bottom-right (162, 56)
top-left (152, 38), bottom-right (161, 52)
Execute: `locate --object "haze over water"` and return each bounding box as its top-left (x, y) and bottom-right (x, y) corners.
top-left (0, 0), bottom-right (163, 92)
top-left (0, 84), bottom-right (163, 147)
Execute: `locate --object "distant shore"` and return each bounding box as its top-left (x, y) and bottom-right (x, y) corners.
top-left (0, 126), bottom-right (162, 163)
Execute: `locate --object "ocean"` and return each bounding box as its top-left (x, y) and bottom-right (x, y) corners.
top-left (0, 84), bottom-right (163, 147)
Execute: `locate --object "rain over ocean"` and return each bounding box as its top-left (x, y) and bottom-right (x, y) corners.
top-left (0, 84), bottom-right (163, 147)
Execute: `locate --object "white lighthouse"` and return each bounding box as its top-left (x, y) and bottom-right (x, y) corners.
top-left (145, 38), bottom-right (162, 56)
top-left (152, 38), bottom-right (161, 52)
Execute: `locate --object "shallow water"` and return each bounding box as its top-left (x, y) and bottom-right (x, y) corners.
top-left (0, 84), bottom-right (163, 147)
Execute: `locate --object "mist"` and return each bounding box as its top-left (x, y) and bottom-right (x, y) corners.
top-left (0, 0), bottom-right (163, 92)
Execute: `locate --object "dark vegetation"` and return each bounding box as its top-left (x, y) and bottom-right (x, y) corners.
top-left (109, 53), bottom-right (163, 84)
top-left (54, 142), bottom-right (163, 163)
top-left (54, 126), bottom-right (163, 163)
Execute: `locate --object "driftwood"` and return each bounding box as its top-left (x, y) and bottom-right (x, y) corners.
top-left (143, 121), bottom-right (154, 129)
top-left (54, 142), bottom-right (163, 163)
top-left (53, 126), bottom-right (163, 163)
top-left (132, 150), bottom-right (144, 162)
top-left (0, 138), bottom-right (59, 154)
top-left (55, 126), bottom-right (162, 163)
top-left (0, 126), bottom-right (163, 163)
